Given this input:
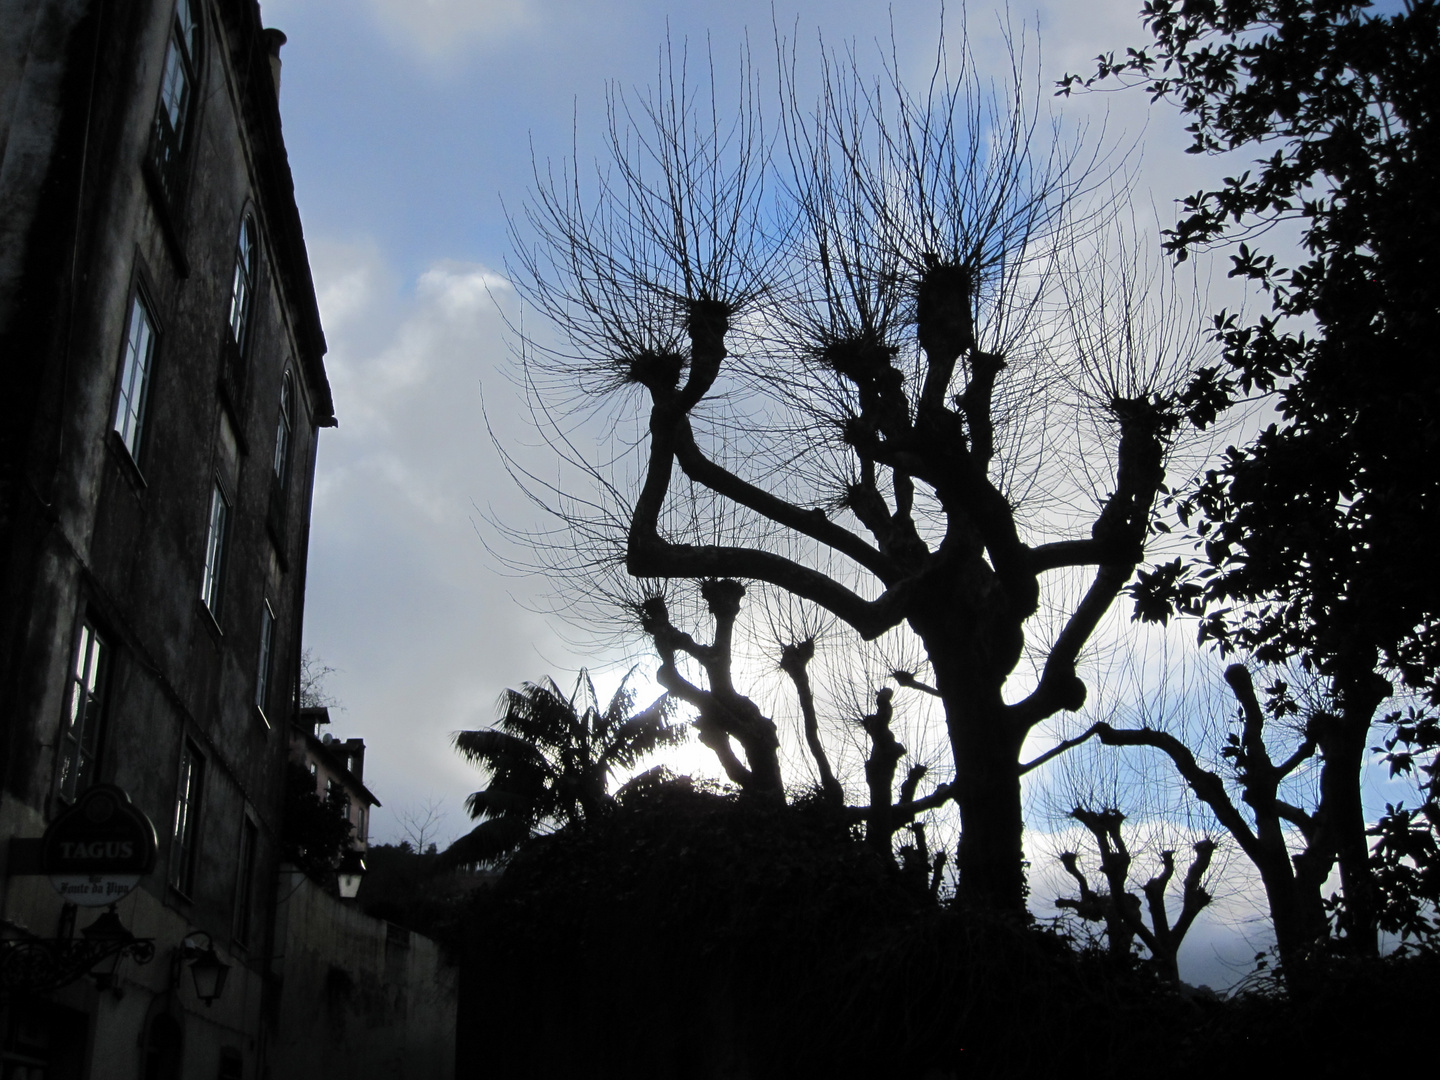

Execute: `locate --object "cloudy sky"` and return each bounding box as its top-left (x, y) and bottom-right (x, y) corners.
top-left (253, 0), bottom-right (1413, 985)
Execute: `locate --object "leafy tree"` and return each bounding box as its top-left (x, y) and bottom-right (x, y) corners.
top-left (1369, 707), bottom-right (1440, 942)
top-left (1065, 0), bottom-right (1440, 954)
top-left (444, 668), bottom-right (686, 864)
top-left (506, 27), bottom-right (1204, 914)
top-left (281, 761), bottom-right (355, 876)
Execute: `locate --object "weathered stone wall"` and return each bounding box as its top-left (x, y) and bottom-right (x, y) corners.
top-left (272, 869), bottom-right (457, 1080)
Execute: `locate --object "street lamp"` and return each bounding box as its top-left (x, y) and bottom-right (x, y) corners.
top-left (180, 932), bottom-right (230, 1007)
top-left (80, 907), bottom-right (138, 990)
top-left (336, 849), bottom-right (366, 900)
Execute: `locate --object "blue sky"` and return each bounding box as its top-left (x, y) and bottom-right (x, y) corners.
top-left (255, 1), bottom-right (1420, 986)
top-left (262, 0), bottom-right (1180, 827)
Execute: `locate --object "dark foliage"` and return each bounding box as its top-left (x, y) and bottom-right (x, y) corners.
top-left (355, 842), bottom-right (497, 949)
top-left (1183, 950), bottom-right (1440, 1079)
top-left (1098, 0), bottom-right (1440, 701)
top-left (1068, 0), bottom-right (1440, 957)
top-left (454, 779), bottom-right (1440, 1078)
top-left (281, 761), bottom-right (353, 876)
top-left (459, 780), bottom-right (1202, 1079)
top-left (1369, 707), bottom-right (1440, 941)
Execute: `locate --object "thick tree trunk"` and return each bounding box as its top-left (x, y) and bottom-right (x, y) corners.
top-left (950, 711), bottom-right (1026, 911)
top-left (937, 674), bottom-right (1027, 912)
top-left (910, 559), bottom-right (1032, 914)
top-left (1317, 672), bottom-right (1388, 956)
top-left (1253, 857), bottom-right (1319, 976)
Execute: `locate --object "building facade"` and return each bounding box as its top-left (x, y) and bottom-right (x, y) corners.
top-left (291, 706), bottom-right (379, 857)
top-left (1, 2), bottom-right (333, 1076)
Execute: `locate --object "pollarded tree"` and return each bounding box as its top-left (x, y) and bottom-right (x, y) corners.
top-left (445, 669), bottom-right (686, 864)
top-left (506, 27), bottom-right (1211, 913)
top-left (1055, 805), bottom-right (1217, 984)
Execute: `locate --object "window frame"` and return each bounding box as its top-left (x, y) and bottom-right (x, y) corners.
top-left (200, 479), bottom-right (230, 623)
top-left (149, 0), bottom-right (202, 208)
top-left (273, 369), bottom-right (294, 490)
top-left (254, 600), bottom-right (275, 723)
top-left (233, 815), bottom-right (259, 947)
top-left (228, 214), bottom-right (258, 352)
top-left (55, 617), bottom-right (110, 806)
top-left (112, 286), bottom-right (160, 466)
top-left (169, 739), bottom-right (205, 896)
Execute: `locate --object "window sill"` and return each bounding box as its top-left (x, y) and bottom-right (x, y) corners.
top-left (107, 429), bottom-right (148, 495)
top-left (254, 705), bottom-right (271, 731)
top-left (166, 882), bottom-right (194, 908)
top-left (199, 599), bottom-right (224, 641)
top-left (218, 338), bottom-right (252, 436)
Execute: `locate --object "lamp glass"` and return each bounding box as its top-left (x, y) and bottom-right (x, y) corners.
top-left (189, 948), bottom-right (230, 1005)
top-left (336, 851), bottom-right (366, 899)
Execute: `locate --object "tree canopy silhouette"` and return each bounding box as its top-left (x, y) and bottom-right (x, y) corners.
top-left (1065, 0), bottom-right (1440, 957)
top-left (504, 24), bottom-right (1212, 913)
top-left (445, 668), bottom-right (684, 865)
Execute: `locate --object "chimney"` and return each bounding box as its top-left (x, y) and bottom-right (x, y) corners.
top-left (342, 738), bottom-right (366, 782)
top-left (299, 705), bottom-right (330, 734)
top-left (262, 28), bottom-right (287, 97)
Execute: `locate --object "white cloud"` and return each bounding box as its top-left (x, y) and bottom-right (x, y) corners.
top-left (366, 0), bottom-right (537, 62)
top-left (301, 241), bottom-right (650, 848)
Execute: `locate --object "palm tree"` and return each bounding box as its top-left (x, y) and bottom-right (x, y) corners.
top-left (444, 668), bottom-right (685, 865)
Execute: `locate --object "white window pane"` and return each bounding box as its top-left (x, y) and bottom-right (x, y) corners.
top-left (273, 375), bottom-right (293, 481)
top-left (229, 218), bottom-right (256, 346)
top-left (59, 621), bottom-right (107, 802)
top-left (201, 484), bottom-right (229, 616)
top-left (255, 604), bottom-right (274, 709)
top-left (114, 297), bottom-right (156, 457)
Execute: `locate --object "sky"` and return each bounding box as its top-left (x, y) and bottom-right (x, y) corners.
top-left (255, 1), bottom-right (1415, 986)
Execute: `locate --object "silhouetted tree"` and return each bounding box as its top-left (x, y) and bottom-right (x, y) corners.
top-left (506, 24), bottom-right (1208, 914)
top-left (444, 668), bottom-right (685, 864)
top-left (281, 761), bottom-right (354, 876)
top-left (1067, 0), bottom-right (1440, 954)
top-left (1055, 804), bottom-right (1217, 983)
top-left (298, 647), bottom-right (341, 711)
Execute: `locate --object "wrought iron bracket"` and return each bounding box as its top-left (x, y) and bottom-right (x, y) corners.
top-left (1, 934), bottom-right (156, 995)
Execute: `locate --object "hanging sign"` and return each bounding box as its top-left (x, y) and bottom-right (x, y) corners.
top-left (41, 785), bottom-right (158, 907)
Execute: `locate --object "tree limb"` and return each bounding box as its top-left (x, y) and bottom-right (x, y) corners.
top-left (779, 638), bottom-right (844, 806)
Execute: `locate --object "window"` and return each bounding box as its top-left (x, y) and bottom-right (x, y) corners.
top-left (142, 1015), bottom-right (183, 1080)
top-left (170, 740), bottom-right (204, 894)
top-left (255, 602), bottom-right (275, 716)
top-left (56, 620), bottom-right (108, 803)
top-left (200, 481), bottom-right (229, 619)
top-left (228, 216), bottom-right (257, 350)
top-left (273, 371), bottom-right (293, 488)
top-left (233, 817), bottom-right (258, 945)
top-left (151, 1), bottom-right (200, 204)
top-left (114, 292), bottom-right (157, 460)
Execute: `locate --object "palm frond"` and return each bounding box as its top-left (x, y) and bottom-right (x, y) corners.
top-left (453, 728), bottom-right (550, 771)
top-left (601, 664), bottom-right (645, 731)
top-left (497, 682), bottom-right (583, 749)
top-left (438, 816), bottom-right (534, 868)
top-left (464, 786), bottom-right (541, 821)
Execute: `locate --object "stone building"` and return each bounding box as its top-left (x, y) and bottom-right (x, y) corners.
top-left (1, 1), bottom-right (337, 1075)
top-left (292, 706), bottom-right (381, 855)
